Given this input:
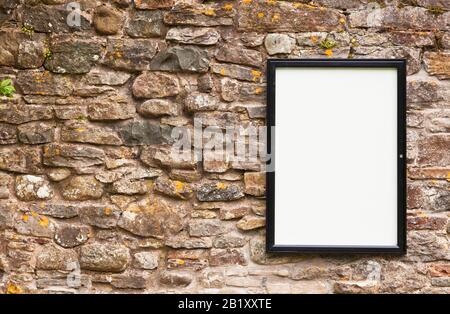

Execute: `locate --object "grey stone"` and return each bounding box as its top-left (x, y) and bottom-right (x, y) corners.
top-left (80, 242), bottom-right (130, 272)
top-left (265, 34), bottom-right (296, 55)
top-left (44, 36), bottom-right (102, 74)
top-left (61, 176), bottom-right (104, 201)
top-left (117, 120), bottom-right (172, 146)
top-left (126, 10), bottom-right (166, 38)
top-left (79, 205), bottom-right (121, 229)
top-left (150, 46), bottom-right (210, 73)
top-left (18, 122), bottom-right (55, 144)
top-left (134, 251), bottom-right (159, 270)
top-left (166, 27), bottom-right (220, 45)
top-left (43, 144), bottom-right (105, 168)
top-left (0, 123), bottom-right (17, 144)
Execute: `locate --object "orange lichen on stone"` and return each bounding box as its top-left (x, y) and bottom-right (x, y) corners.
top-left (324, 49), bottom-right (333, 57)
top-left (223, 3), bottom-right (233, 11)
top-left (22, 214), bottom-right (29, 222)
top-left (255, 87), bottom-right (263, 94)
top-left (219, 68), bottom-right (226, 76)
top-left (197, 8), bottom-right (216, 16)
top-left (339, 17), bottom-right (346, 24)
top-left (310, 35), bottom-right (318, 43)
top-left (242, 0), bottom-right (252, 4)
top-left (447, 172), bottom-right (450, 182)
top-left (38, 216), bottom-right (49, 227)
top-left (267, 0), bottom-right (277, 4)
top-left (271, 13), bottom-right (280, 22)
top-left (104, 207), bottom-right (112, 215)
top-left (251, 70), bottom-right (262, 81)
top-left (257, 12), bottom-right (265, 18)
top-left (7, 283), bottom-right (23, 294)
top-left (216, 182), bottom-right (227, 189)
top-left (174, 181), bottom-right (186, 192)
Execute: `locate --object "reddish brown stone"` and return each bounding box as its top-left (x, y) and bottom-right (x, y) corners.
top-left (407, 215), bottom-right (447, 230)
top-left (209, 248), bottom-right (247, 266)
top-left (424, 52), bottom-right (450, 79)
top-left (417, 135), bottom-right (450, 167)
top-left (237, 1), bottom-right (345, 32)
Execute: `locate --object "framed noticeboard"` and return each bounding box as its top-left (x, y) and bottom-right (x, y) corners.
top-left (266, 59), bottom-right (406, 254)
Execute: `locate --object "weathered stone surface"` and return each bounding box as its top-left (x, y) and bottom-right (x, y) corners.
top-left (250, 237), bottom-right (292, 265)
top-left (349, 6), bottom-right (447, 31)
top-left (164, 3), bottom-right (234, 27)
top-left (0, 123), bottom-right (17, 144)
top-left (209, 248), bottom-right (247, 266)
top-left (215, 44), bottom-right (262, 67)
top-left (424, 52), bottom-right (450, 79)
top-left (219, 205), bottom-right (249, 221)
top-left (15, 175), bottom-right (53, 201)
top-left (54, 106), bottom-right (88, 120)
top-left (61, 121), bottom-right (122, 146)
top-left (17, 122), bottom-right (54, 144)
top-left (135, 0), bottom-right (174, 9)
top-left (93, 5), bottom-right (123, 35)
top-left (265, 34), bottom-right (296, 55)
top-left (132, 71), bottom-right (180, 98)
top-left (0, 172), bottom-right (12, 199)
top-left (118, 198), bottom-right (182, 238)
top-left (22, 4), bottom-right (90, 33)
top-left (43, 144), bottom-right (105, 168)
top-left (236, 215), bottom-right (265, 231)
top-left (185, 92), bottom-right (219, 112)
top-left (213, 235), bottom-right (246, 249)
top-left (54, 224), bottom-right (90, 248)
top-left (0, 147), bottom-right (41, 173)
top-left (166, 27), bottom-right (220, 45)
top-left (85, 69), bottom-right (131, 86)
top-left (189, 219), bottom-right (223, 237)
top-left (380, 262), bottom-right (428, 293)
top-left (165, 235), bottom-right (212, 249)
top-left (80, 242), bottom-right (130, 272)
top-left (141, 145), bottom-right (197, 169)
top-left (62, 176), bottom-right (104, 201)
top-left (0, 104), bottom-right (53, 124)
top-left (417, 135), bottom-right (450, 167)
top-left (14, 211), bottom-right (55, 238)
top-left (150, 46), bottom-right (210, 73)
top-left (103, 39), bottom-right (160, 71)
top-left (406, 232), bottom-right (450, 262)
top-left (154, 177), bottom-right (193, 200)
top-left (28, 203), bottom-right (79, 219)
top-left (0, 30), bottom-right (46, 68)
top-left (160, 270), bottom-right (193, 287)
top-left (126, 10), bottom-right (166, 38)
top-left (134, 251), bottom-right (159, 270)
top-left (111, 272), bottom-right (148, 289)
top-left (87, 98), bottom-right (136, 121)
top-left (237, 1), bottom-right (345, 32)
top-left (194, 111), bottom-right (241, 128)
top-left (138, 99), bottom-right (179, 117)
top-left (36, 244), bottom-right (78, 271)
top-left (117, 120), bottom-right (171, 146)
top-left (44, 36), bottom-right (102, 74)
top-left (407, 215), bottom-right (447, 231)
top-left (17, 70), bottom-right (73, 96)
top-left (407, 79), bottom-right (445, 105)
top-left (390, 31), bottom-right (434, 47)
top-left (79, 205), bottom-right (121, 229)
top-left (197, 182), bottom-right (244, 202)
top-left (244, 172), bottom-right (266, 196)
top-left (211, 63), bottom-right (263, 82)
top-left (353, 46), bottom-right (421, 75)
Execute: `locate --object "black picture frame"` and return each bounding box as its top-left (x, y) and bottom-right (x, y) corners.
top-left (266, 59), bottom-right (407, 254)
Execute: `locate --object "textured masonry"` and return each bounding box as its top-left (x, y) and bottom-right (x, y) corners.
top-left (0, 0), bottom-right (449, 294)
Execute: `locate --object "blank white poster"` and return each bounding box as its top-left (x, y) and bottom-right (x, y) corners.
top-left (274, 67), bottom-right (398, 247)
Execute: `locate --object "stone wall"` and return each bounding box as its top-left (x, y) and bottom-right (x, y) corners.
top-left (0, 0), bottom-right (449, 294)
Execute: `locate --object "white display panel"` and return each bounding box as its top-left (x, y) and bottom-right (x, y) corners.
top-left (273, 66), bottom-right (400, 249)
